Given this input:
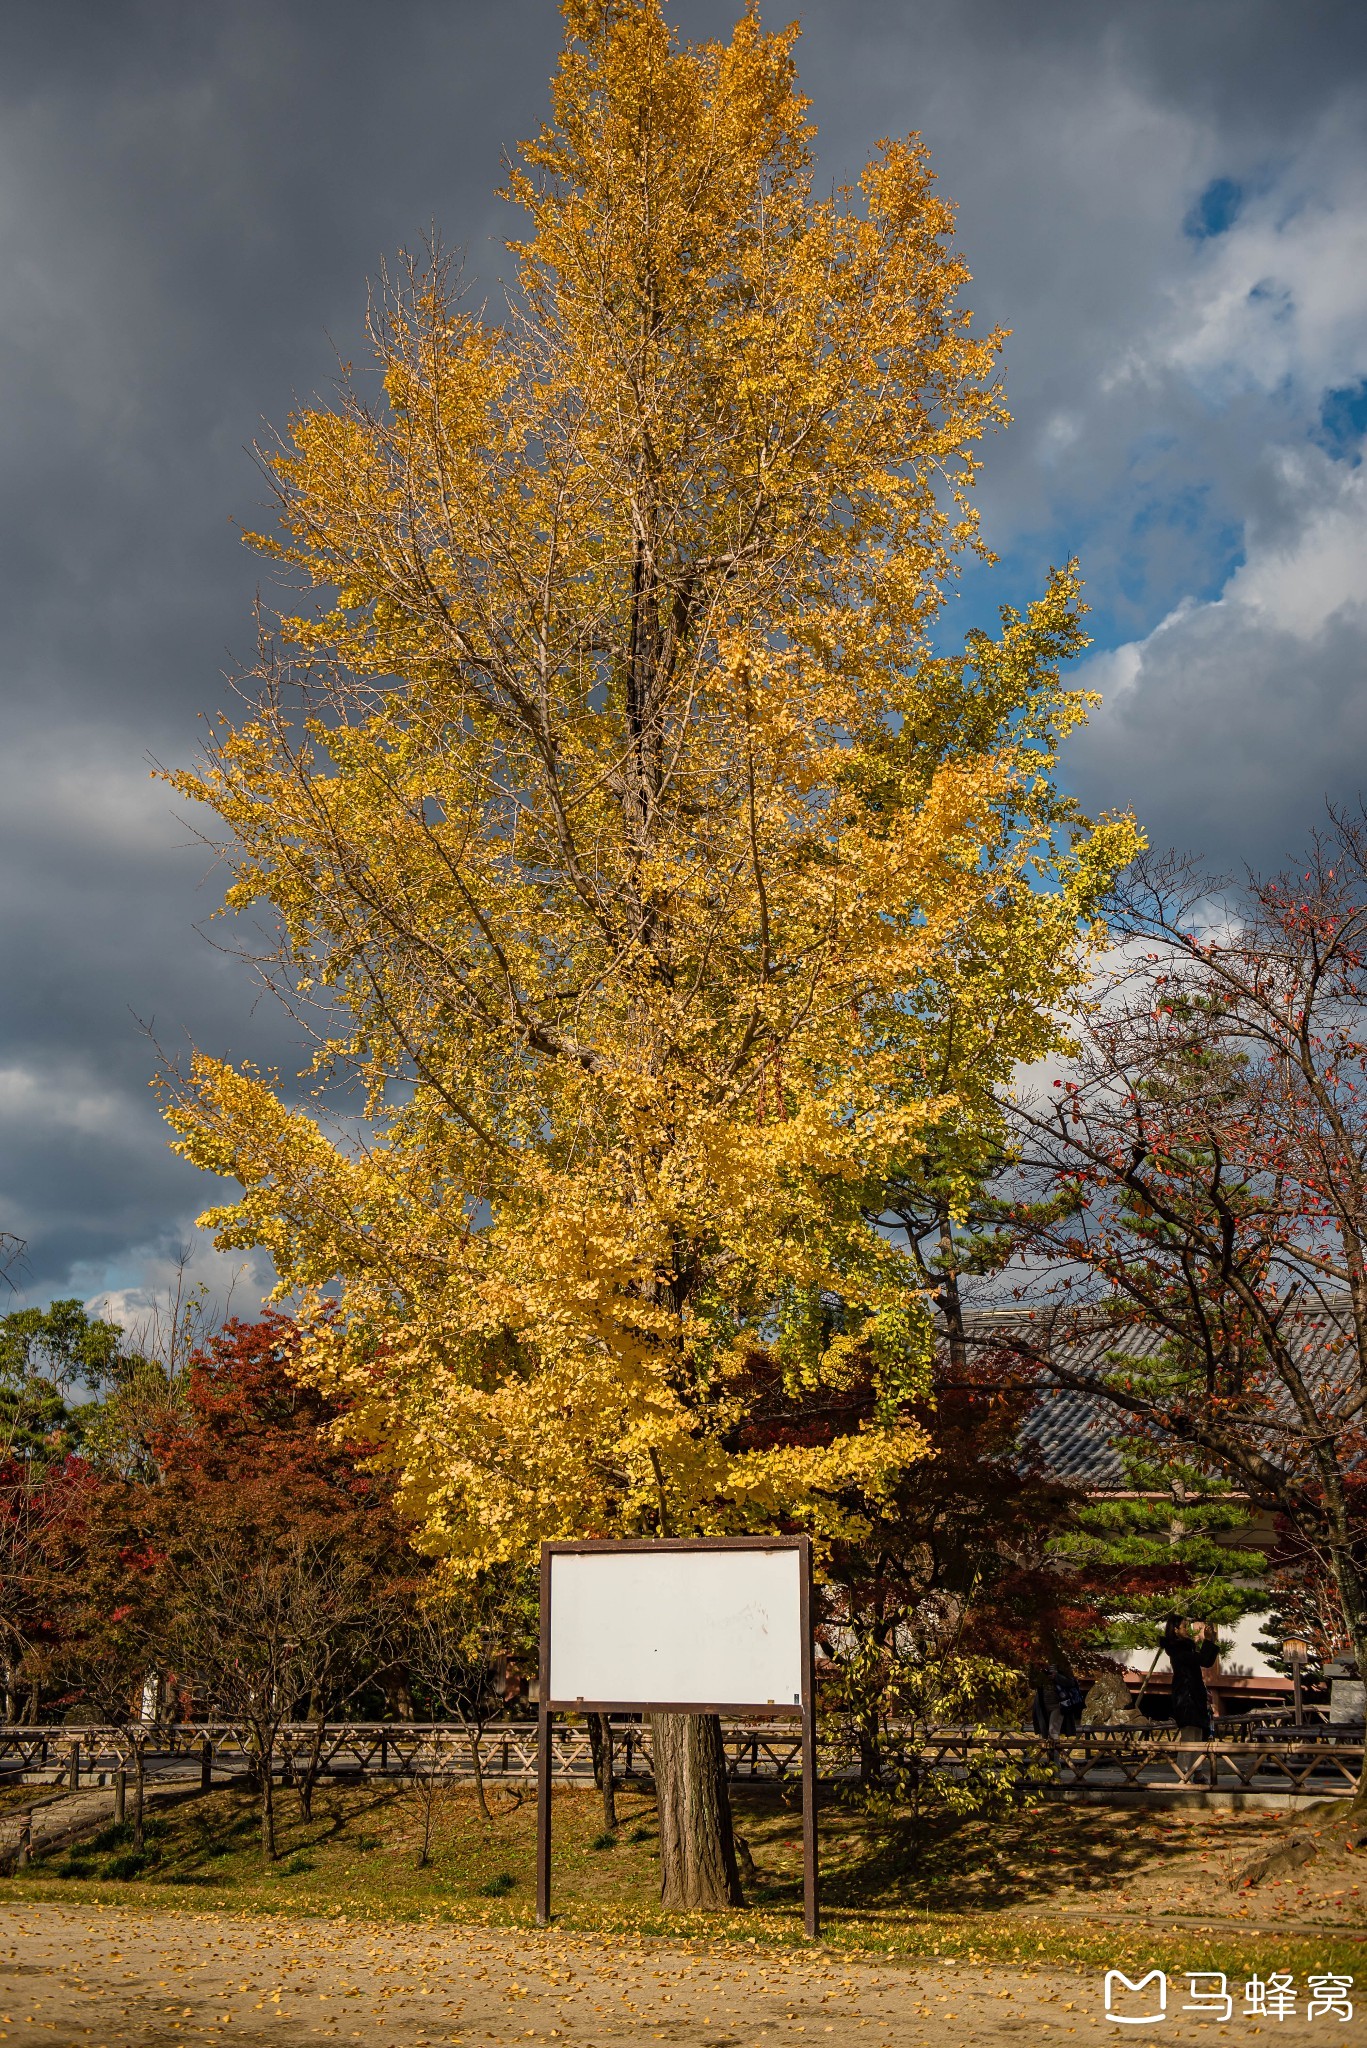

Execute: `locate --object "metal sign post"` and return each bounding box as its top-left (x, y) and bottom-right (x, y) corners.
top-left (536, 1535), bottom-right (818, 1938)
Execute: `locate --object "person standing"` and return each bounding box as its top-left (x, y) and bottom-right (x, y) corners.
top-left (1030, 1662), bottom-right (1083, 1738)
top-left (1162, 1615), bottom-right (1218, 1739)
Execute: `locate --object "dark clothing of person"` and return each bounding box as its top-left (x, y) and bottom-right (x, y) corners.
top-left (1164, 1628), bottom-right (1217, 1734)
top-left (1031, 1667), bottom-right (1083, 1739)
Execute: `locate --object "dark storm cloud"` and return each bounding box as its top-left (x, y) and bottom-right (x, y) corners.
top-left (1, 0), bottom-right (1363, 1308)
top-left (0, 0), bottom-right (570, 1306)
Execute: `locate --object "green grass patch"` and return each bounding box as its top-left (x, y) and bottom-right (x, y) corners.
top-left (0, 1779), bottom-right (1360, 1980)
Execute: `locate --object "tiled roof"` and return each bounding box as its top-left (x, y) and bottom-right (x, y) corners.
top-left (955, 1300), bottom-right (1361, 1493)
top-left (1018, 1384), bottom-right (1126, 1488)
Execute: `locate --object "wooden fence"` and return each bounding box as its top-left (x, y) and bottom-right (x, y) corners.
top-left (909, 1727), bottom-right (1365, 1801)
top-left (0, 1719), bottom-right (805, 1786)
top-left (2, 1719), bottom-right (1361, 1800)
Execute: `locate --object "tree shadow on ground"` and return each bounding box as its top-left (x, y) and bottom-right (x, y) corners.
top-left (729, 1784), bottom-right (1174, 1916)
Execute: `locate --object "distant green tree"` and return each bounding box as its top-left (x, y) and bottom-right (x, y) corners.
top-left (0, 1300), bottom-right (125, 1463)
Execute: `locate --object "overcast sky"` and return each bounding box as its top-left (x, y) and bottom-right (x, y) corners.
top-left (2, 0), bottom-right (1364, 1319)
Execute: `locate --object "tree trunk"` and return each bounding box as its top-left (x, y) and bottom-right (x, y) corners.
top-left (132, 1738), bottom-right (146, 1852)
top-left (257, 1733), bottom-right (277, 1861)
top-left (1345, 1616), bottom-right (1367, 1812)
top-left (858, 1708), bottom-right (881, 1788)
top-left (650, 1712), bottom-right (743, 1909)
top-left (416, 1771), bottom-right (436, 1869)
top-left (1322, 1533), bottom-right (1367, 1809)
top-left (298, 1714), bottom-right (325, 1822)
top-left (588, 1713), bottom-right (618, 1830)
top-left (467, 1721), bottom-right (491, 1821)
top-left (599, 1714), bottom-right (617, 1833)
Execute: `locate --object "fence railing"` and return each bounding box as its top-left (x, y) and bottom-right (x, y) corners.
top-left (0, 1719), bottom-right (804, 1785)
top-left (3, 1719), bottom-right (1361, 1798)
top-left (907, 1727), bottom-right (1365, 1801)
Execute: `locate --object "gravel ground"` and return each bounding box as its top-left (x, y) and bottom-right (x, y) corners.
top-left (0, 1904), bottom-right (1356, 2047)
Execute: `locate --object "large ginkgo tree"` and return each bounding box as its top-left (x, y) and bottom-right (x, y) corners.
top-left (164, 0), bottom-right (1134, 1905)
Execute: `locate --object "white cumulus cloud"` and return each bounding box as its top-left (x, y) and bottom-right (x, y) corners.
top-left (1072, 442), bottom-right (1367, 863)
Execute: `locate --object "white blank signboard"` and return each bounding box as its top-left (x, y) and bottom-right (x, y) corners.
top-left (548, 1547), bottom-right (804, 1707)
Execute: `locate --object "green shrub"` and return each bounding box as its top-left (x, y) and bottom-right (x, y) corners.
top-left (90, 1822), bottom-right (133, 1853)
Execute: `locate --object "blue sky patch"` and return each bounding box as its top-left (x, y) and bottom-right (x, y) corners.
top-left (1184, 175), bottom-right (1245, 240)
top-left (1317, 380), bottom-right (1367, 458)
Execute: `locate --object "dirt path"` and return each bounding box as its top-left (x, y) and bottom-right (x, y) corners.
top-left (0, 1781), bottom-right (219, 1873)
top-left (0, 1904), bottom-right (1354, 2046)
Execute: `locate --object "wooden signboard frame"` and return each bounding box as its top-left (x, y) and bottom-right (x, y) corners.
top-left (536, 1536), bottom-right (818, 1936)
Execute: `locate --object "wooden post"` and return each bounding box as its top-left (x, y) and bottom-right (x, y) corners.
top-left (200, 1737), bottom-right (213, 1792)
top-left (114, 1769), bottom-right (126, 1824)
top-left (601, 1714), bottom-right (616, 1831)
top-left (68, 1741), bottom-right (80, 1791)
top-left (536, 1544), bottom-right (553, 1925)
top-left (17, 1816), bottom-right (31, 1869)
top-left (799, 1534), bottom-right (819, 1939)
top-left (536, 1705), bottom-right (553, 1923)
